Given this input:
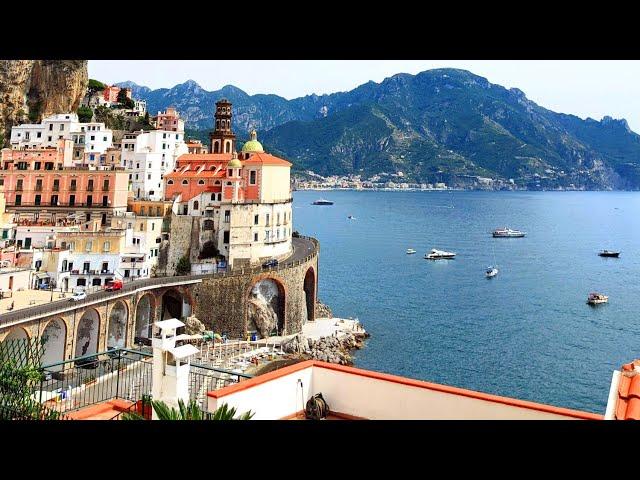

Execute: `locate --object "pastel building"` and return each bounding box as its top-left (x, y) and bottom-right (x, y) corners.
top-left (0, 145), bottom-right (130, 227)
top-left (121, 129), bottom-right (188, 201)
top-left (152, 107), bottom-right (184, 132)
top-left (164, 100), bottom-right (292, 269)
top-left (103, 86), bottom-right (131, 103)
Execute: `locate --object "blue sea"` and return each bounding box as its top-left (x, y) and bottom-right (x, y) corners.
top-left (293, 190), bottom-right (640, 414)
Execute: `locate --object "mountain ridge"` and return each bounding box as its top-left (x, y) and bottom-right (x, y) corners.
top-left (116, 69), bottom-right (640, 189)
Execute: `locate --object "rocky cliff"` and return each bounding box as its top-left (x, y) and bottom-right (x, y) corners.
top-left (0, 60), bottom-right (88, 145)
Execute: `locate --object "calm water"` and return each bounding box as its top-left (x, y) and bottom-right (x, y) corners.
top-left (293, 190), bottom-right (640, 413)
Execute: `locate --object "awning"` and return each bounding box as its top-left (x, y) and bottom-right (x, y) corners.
top-left (34, 272), bottom-right (50, 279)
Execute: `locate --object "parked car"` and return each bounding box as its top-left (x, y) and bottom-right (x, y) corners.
top-left (105, 279), bottom-right (123, 291)
top-left (262, 258), bottom-right (279, 269)
top-left (69, 289), bottom-right (87, 302)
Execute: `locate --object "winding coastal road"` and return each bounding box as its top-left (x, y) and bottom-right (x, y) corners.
top-left (0, 236), bottom-right (318, 330)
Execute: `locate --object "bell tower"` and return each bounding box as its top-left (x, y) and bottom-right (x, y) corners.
top-left (209, 99), bottom-right (236, 154)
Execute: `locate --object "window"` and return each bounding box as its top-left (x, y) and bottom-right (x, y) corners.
top-left (193, 201), bottom-right (199, 211)
top-left (151, 223), bottom-right (155, 231)
top-left (37, 132), bottom-right (41, 138)
top-left (69, 194), bottom-right (75, 206)
top-left (198, 179), bottom-right (205, 185)
top-left (103, 241), bottom-right (110, 251)
top-left (147, 174), bottom-right (151, 180)
top-left (87, 195), bottom-right (92, 207)
top-left (139, 223), bottom-right (144, 231)
top-left (60, 124), bottom-right (64, 131)
top-left (266, 213), bottom-right (270, 226)
top-left (47, 136), bottom-right (52, 142)
top-left (15, 194), bottom-right (21, 206)
top-left (249, 170), bottom-right (257, 185)
top-left (167, 180), bottom-right (174, 185)
top-left (90, 135), bottom-right (95, 141)
top-left (223, 231), bottom-right (230, 244)
top-left (83, 261), bottom-right (90, 273)
top-left (102, 195), bottom-right (108, 207)
top-left (87, 179), bottom-right (94, 191)
top-left (34, 195), bottom-right (41, 206)
top-left (203, 219), bottom-right (214, 230)
top-left (182, 180), bottom-right (188, 185)
top-left (224, 210), bottom-right (230, 222)
top-left (51, 194), bottom-right (58, 205)
top-left (53, 179), bottom-right (59, 191)
top-left (103, 179), bottom-right (109, 190)
top-left (103, 136), bottom-right (107, 142)
top-left (34, 162), bottom-right (41, 170)
top-left (86, 241), bottom-right (93, 252)
top-left (211, 193), bottom-right (215, 200)
top-left (254, 214), bottom-right (259, 225)
top-left (254, 232), bottom-right (258, 242)
top-left (86, 213), bottom-right (91, 222)
top-left (49, 124), bottom-right (53, 131)
top-left (227, 169), bottom-right (233, 177)
top-left (102, 262), bottom-right (109, 272)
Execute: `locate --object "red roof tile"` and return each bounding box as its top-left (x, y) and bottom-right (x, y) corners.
top-left (614, 360), bottom-right (640, 420)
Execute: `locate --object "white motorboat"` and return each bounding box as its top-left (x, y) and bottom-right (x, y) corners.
top-left (492, 227), bottom-right (526, 238)
top-left (406, 248), bottom-right (417, 255)
top-left (587, 292), bottom-right (608, 305)
top-left (425, 249), bottom-right (456, 260)
top-left (347, 215), bottom-right (356, 220)
top-left (485, 266), bottom-right (498, 278)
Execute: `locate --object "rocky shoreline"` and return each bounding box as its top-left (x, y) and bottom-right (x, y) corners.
top-left (282, 317), bottom-right (370, 366)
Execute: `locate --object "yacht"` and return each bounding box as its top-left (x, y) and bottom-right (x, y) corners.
top-left (599, 250), bottom-right (620, 258)
top-left (485, 266), bottom-right (498, 278)
top-left (406, 248), bottom-right (417, 255)
top-left (347, 215), bottom-right (356, 220)
top-left (587, 292), bottom-right (609, 305)
top-left (312, 199), bottom-right (334, 205)
top-left (425, 249), bottom-right (456, 260)
top-left (492, 227), bottom-right (526, 238)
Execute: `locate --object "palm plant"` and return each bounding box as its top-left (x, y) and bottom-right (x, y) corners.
top-left (122, 398), bottom-right (253, 420)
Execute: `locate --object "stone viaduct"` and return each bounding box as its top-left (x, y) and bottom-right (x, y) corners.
top-left (0, 237), bottom-right (319, 368)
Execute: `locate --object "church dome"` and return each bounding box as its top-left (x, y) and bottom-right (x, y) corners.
top-left (228, 151), bottom-right (242, 168)
top-left (241, 129), bottom-right (264, 153)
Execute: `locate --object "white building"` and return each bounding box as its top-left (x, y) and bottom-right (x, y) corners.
top-left (10, 114), bottom-right (114, 158)
top-left (121, 130), bottom-right (188, 201)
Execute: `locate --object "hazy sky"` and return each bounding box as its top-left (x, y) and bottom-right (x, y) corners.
top-left (89, 60), bottom-right (640, 132)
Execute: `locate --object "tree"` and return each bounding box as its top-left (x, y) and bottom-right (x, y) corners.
top-left (122, 399), bottom-right (254, 420)
top-left (117, 89), bottom-right (135, 109)
top-left (88, 79), bottom-right (107, 93)
top-left (77, 106), bottom-right (93, 123)
top-left (0, 339), bottom-right (63, 420)
top-left (175, 255), bottom-right (191, 275)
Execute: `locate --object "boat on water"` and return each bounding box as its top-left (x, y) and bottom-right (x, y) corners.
top-left (492, 227), bottom-right (526, 238)
top-left (347, 215), bottom-right (356, 220)
top-left (599, 250), bottom-right (620, 258)
top-left (587, 292), bottom-right (609, 305)
top-left (406, 248), bottom-right (417, 255)
top-left (312, 199), bottom-right (334, 205)
top-left (425, 249), bottom-right (456, 260)
top-left (486, 266), bottom-right (498, 278)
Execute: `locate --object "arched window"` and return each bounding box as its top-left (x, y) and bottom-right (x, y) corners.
top-left (225, 142), bottom-right (231, 153)
top-left (203, 219), bottom-right (214, 230)
top-left (198, 179), bottom-right (205, 185)
top-left (226, 181), bottom-right (232, 186)
top-left (216, 119), bottom-right (220, 130)
top-left (211, 193), bottom-right (216, 200)
top-left (193, 201), bottom-right (199, 210)
top-left (167, 179), bottom-right (174, 185)
top-left (214, 180), bottom-right (221, 185)
top-left (213, 142), bottom-right (219, 153)
top-left (217, 193), bottom-right (222, 201)
top-left (182, 179), bottom-right (188, 185)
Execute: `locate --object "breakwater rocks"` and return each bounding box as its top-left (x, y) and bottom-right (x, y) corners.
top-left (282, 327), bottom-right (370, 366)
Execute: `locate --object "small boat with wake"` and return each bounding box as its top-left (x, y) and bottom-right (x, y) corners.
top-left (347, 215), bottom-right (356, 220)
top-left (425, 249), bottom-right (456, 260)
top-left (485, 266), bottom-right (498, 278)
top-left (312, 199), bottom-right (334, 205)
top-left (598, 250), bottom-right (620, 258)
top-left (406, 248), bottom-right (417, 255)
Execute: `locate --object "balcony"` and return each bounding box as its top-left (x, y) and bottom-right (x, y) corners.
top-left (35, 185), bottom-right (43, 191)
top-left (6, 201), bottom-right (116, 209)
top-left (70, 185), bottom-right (77, 191)
top-left (70, 270), bottom-right (115, 276)
top-left (52, 185), bottom-right (60, 192)
top-left (87, 186), bottom-right (94, 192)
